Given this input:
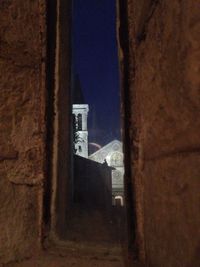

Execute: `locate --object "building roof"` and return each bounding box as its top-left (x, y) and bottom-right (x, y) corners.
top-left (74, 154), bottom-right (114, 170)
top-left (89, 140), bottom-right (123, 165)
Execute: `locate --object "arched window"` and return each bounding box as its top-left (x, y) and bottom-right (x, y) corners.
top-left (77, 114), bottom-right (82, 130)
top-left (115, 196), bottom-right (124, 206)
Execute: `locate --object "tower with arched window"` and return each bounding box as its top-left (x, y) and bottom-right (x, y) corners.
top-left (72, 75), bottom-right (89, 158)
top-left (72, 104), bottom-right (89, 158)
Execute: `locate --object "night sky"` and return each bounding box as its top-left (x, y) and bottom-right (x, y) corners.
top-left (72, 0), bottom-right (121, 147)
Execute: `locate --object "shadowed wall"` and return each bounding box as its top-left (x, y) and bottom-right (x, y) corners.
top-left (125, 1), bottom-right (200, 266)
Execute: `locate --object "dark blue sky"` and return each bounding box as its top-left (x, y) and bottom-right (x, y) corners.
top-left (72, 0), bottom-right (121, 146)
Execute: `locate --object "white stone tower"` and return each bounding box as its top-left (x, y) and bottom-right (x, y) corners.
top-left (72, 104), bottom-right (89, 158)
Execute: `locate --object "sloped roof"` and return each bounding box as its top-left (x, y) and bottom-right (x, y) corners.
top-left (89, 140), bottom-right (123, 164)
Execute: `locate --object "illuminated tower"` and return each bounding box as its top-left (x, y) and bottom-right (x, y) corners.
top-left (72, 104), bottom-right (89, 158)
top-left (72, 75), bottom-right (89, 158)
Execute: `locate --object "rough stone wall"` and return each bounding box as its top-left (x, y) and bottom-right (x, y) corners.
top-left (127, 0), bottom-right (200, 266)
top-left (0, 0), bottom-right (46, 263)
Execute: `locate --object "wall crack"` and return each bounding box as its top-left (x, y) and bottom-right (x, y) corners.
top-left (136, 0), bottom-right (160, 45)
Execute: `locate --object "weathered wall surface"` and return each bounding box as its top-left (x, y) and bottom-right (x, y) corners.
top-left (127, 0), bottom-right (200, 266)
top-left (0, 0), bottom-right (46, 263)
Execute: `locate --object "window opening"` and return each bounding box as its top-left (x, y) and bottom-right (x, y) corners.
top-left (53, 0), bottom-right (128, 262)
top-left (115, 196), bottom-right (124, 207)
top-left (77, 113), bottom-right (82, 130)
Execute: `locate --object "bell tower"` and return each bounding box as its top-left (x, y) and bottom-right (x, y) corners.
top-left (72, 104), bottom-right (89, 158)
top-left (72, 74), bottom-right (89, 158)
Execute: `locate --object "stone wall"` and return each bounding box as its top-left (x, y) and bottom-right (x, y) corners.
top-left (127, 0), bottom-right (200, 266)
top-left (0, 0), bottom-right (46, 263)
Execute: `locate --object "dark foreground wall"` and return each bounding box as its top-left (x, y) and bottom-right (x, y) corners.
top-left (127, 1), bottom-right (200, 266)
top-left (0, 0), bottom-right (46, 263)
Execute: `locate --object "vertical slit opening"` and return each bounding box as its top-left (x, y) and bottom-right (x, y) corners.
top-left (45, 0), bottom-right (139, 265)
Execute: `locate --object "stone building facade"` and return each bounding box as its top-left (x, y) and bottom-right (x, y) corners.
top-left (89, 140), bottom-right (124, 205)
top-left (0, 1), bottom-right (200, 267)
top-left (72, 96), bottom-right (124, 205)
